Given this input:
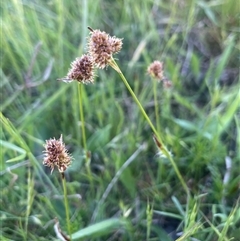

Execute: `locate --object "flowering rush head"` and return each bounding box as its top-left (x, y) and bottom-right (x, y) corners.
top-left (59, 54), bottom-right (95, 84)
top-left (43, 135), bottom-right (72, 174)
top-left (163, 79), bottom-right (173, 89)
top-left (87, 27), bottom-right (123, 69)
top-left (147, 61), bottom-right (164, 81)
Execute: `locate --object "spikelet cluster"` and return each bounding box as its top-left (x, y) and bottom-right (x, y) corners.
top-left (147, 61), bottom-right (164, 81)
top-left (59, 28), bottom-right (123, 83)
top-left (43, 135), bottom-right (72, 174)
top-left (88, 29), bottom-right (122, 69)
top-left (64, 55), bottom-right (95, 84)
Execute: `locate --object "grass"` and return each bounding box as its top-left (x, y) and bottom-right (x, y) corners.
top-left (1, 0), bottom-right (240, 240)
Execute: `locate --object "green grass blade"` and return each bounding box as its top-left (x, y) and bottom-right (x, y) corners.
top-left (71, 218), bottom-right (126, 240)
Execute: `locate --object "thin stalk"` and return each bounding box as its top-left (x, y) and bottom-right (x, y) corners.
top-left (78, 84), bottom-right (87, 151)
top-left (109, 59), bottom-right (163, 144)
top-left (153, 80), bottom-right (164, 183)
top-left (146, 201), bottom-right (153, 241)
top-left (109, 58), bottom-right (189, 196)
top-left (153, 80), bottom-right (161, 133)
top-left (25, 168), bottom-right (34, 240)
top-left (77, 83), bottom-right (93, 186)
top-left (153, 80), bottom-right (163, 183)
top-left (61, 173), bottom-right (71, 240)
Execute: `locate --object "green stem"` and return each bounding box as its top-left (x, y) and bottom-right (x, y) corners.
top-left (153, 80), bottom-right (161, 135)
top-left (153, 80), bottom-right (163, 183)
top-left (24, 168), bottom-right (31, 241)
top-left (146, 201), bottom-right (153, 241)
top-left (109, 59), bottom-right (163, 144)
top-left (61, 173), bottom-right (71, 240)
top-left (78, 84), bottom-right (87, 151)
top-left (78, 83), bottom-right (93, 186)
top-left (109, 58), bottom-right (189, 196)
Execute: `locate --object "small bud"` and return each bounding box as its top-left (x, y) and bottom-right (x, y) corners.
top-left (147, 61), bottom-right (164, 81)
top-left (163, 80), bottom-right (173, 89)
top-left (43, 135), bottom-right (72, 174)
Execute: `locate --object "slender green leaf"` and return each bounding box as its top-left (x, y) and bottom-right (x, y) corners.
top-left (71, 218), bottom-right (125, 240)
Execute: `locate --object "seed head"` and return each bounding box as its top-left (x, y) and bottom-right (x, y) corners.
top-left (88, 29), bottom-right (123, 69)
top-left (147, 61), bottom-right (164, 81)
top-left (59, 55), bottom-right (95, 84)
top-left (67, 55), bottom-right (95, 84)
top-left (163, 80), bottom-right (173, 89)
top-left (43, 135), bottom-right (72, 174)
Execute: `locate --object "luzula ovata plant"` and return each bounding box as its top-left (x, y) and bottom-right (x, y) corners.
top-left (43, 135), bottom-right (72, 239)
top-left (56, 26), bottom-right (189, 218)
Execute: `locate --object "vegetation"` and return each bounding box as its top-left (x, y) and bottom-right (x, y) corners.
top-left (1, 0), bottom-right (239, 240)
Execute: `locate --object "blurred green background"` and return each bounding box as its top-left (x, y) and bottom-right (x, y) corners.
top-left (1, 0), bottom-right (239, 240)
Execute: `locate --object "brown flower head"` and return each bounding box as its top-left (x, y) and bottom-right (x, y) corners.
top-left (67, 54), bottom-right (95, 84)
top-left (147, 61), bottom-right (164, 81)
top-left (163, 80), bottom-right (173, 89)
top-left (88, 28), bottom-right (123, 69)
top-left (59, 55), bottom-right (94, 84)
top-left (43, 135), bottom-right (72, 174)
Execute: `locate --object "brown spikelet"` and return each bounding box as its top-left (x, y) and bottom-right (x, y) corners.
top-left (58, 55), bottom-right (95, 84)
top-left (147, 61), bottom-right (164, 81)
top-left (67, 55), bottom-right (95, 84)
top-left (163, 79), bottom-right (173, 89)
top-left (43, 135), bottom-right (72, 174)
top-left (88, 29), bottom-right (123, 69)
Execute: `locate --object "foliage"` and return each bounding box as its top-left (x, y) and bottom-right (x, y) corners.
top-left (1, 0), bottom-right (239, 240)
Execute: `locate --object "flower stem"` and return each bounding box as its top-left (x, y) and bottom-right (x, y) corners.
top-left (78, 83), bottom-right (93, 187)
top-left (109, 59), bottom-right (163, 144)
top-left (153, 80), bottom-right (163, 183)
top-left (78, 84), bottom-right (87, 151)
top-left (109, 58), bottom-right (189, 196)
top-left (61, 173), bottom-right (71, 240)
top-left (153, 80), bottom-right (160, 134)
